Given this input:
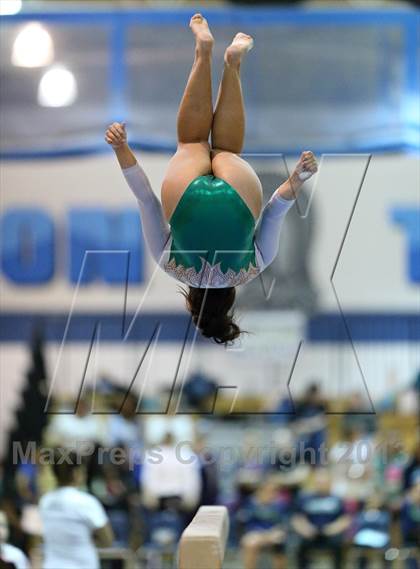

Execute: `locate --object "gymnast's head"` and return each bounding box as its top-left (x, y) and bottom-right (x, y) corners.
top-left (182, 286), bottom-right (242, 345)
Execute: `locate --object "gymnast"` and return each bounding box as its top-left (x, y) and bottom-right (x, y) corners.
top-left (105, 14), bottom-right (318, 345)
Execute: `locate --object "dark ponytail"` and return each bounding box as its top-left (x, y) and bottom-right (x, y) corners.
top-left (181, 287), bottom-right (242, 345)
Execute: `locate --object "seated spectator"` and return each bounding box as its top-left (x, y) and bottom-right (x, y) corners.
top-left (271, 428), bottom-right (296, 473)
top-left (270, 428), bottom-right (310, 497)
top-left (89, 451), bottom-right (138, 547)
top-left (44, 393), bottom-right (107, 453)
top-left (400, 477), bottom-right (420, 569)
top-left (0, 511), bottom-right (29, 569)
top-left (182, 372), bottom-right (218, 412)
top-left (396, 371), bottom-right (420, 416)
top-left (194, 435), bottom-right (219, 506)
top-left (373, 431), bottom-right (407, 513)
top-left (15, 462), bottom-right (38, 509)
top-left (235, 432), bottom-right (270, 499)
top-left (351, 494), bottom-right (391, 569)
top-left (342, 392), bottom-right (376, 435)
top-left (39, 451), bottom-right (113, 569)
top-left (403, 443), bottom-right (420, 491)
top-left (143, 416), bottom-right (195, 447)
top-left (238, 479), bottom-right (289, 569)
top-left (292, 383), bottom-right (327, 466)
top-left (141, 433), bottom-right (201, 513)
top-left (106, 393), bottom-right (142, 452)
top-left (329, 425), bottom-right (372, 468)
top-left (291, 468), bottom-right (351, 569)
top-left (329, 426), bottom-right (374, 502)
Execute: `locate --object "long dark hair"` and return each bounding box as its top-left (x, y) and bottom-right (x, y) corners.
top-left (181, 287), bottom-right (242, 345)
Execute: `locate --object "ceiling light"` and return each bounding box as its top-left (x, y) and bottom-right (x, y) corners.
top-left (0, 0), bottom-right (22, 16)
top-left (38, 66), bottom-right (78, 108)
top-left (12, 23), bottom-right (54, 68)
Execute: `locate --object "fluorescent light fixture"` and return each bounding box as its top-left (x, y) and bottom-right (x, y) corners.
top-left (38, 66), bottom-right (78, 108)
top-left (12, 23), bottom-right (54, 68)
top-left (0, 0), bottom-right (22, 16)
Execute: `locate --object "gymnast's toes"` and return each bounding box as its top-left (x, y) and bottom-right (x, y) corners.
top-left (225, 33), bottom-right (254, 66)
top-left (190, 13), bottom-right (214, 51)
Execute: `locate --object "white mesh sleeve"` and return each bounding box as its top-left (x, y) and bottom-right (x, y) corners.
top-left (122, 163), bottom-right (171, 264)
top-left (254, 192), bottom-right (295, 270)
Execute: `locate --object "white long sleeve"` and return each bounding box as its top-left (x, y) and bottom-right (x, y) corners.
top-left (122, 163), bottom-right (171, 264)
top-left (254, 192), bottom-right (295, 270)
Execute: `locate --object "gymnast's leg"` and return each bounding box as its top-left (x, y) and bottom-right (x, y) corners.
top-left (211, 34), bottom-right (263, 220)
top-left (161, 14), bottom-right (214, 220)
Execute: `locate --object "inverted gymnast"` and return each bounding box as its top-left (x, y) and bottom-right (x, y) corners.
top-left (106, 14), bottom-right (318, 345)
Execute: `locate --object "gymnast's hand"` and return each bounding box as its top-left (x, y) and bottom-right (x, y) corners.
top-left (277, 151), bottom-right (318, 200)
top-left (105, 122), bottom-right (127, 149)
top-left (293, 150), bottom-right (318, 183)
top-left (105, 122), bottom-right (137, 169)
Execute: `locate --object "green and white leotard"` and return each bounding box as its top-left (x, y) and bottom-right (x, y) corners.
top-left (122, 162), bottom-right (294, 289)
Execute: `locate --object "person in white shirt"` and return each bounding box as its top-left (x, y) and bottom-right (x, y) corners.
top-left (0, 511), bottom-right (30, 569)
top-left (141, 432), bottom-right (201, 511)
top-left (106, 394), bottom-right (142, 451)
top-left (44, 395), bottom-right (107, 454)
top-left (39, 451), bottom-right (113, 569)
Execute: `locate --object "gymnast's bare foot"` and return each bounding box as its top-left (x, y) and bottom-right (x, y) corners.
top-left (225, 33), bottom-right (254, 67)
top-left (190, 13), bottom-right (214, 54)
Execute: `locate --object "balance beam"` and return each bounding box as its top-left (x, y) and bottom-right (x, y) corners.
top-left (178, 506), bottom-right (229, 569)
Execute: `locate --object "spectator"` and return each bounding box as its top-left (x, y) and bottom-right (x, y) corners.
top-left (396, 370), bottom-right (420, 416)
top-left (403, 443), bottom-right (420, 491)
top-left (400, 478), bottom-right (420, 569)
top-left (0, 511), bottom-right (29, 569)
top-left (238, 479), bottom-right (289, 569)
top-left (329, 425), bottom-right (371, 466)
top-left (270, 393), bottom-right (295, 426)
top-left (373, 432), bottom-right (406, 512)
top-left (292, 383), bottom-right (327, 466)
top-left (44, 393), bottom-right (107, 453)
top-left (329, 426), bottom-right (374, 502)
top-left (291, 468), bottom-right (351, 569)
top-left (10, 447), bottom-right (43, 553)
top-left (106, 393), bottom-right (142, 451)
top-left (0, 491), bottom-right (25, 558)
top-left (235, 432), bottom-right (269, 499)
top-left (89, 452), bottom-right (138, 547)
top-left (39, 451), bottom-right (113, 569)
top-left (141, 433), bottom-right (201, 513)
top-left (15, 462), bottom-right (38, 509)
top-left (342, 392), bottom-right (376, 435)
top-left (351, 494), bottom-right (391, 569)
top-left (194, 435), bottom-right (219, 506)
top-left (182, 372), bottom-right (218, 412)
top-left (271, 427), bottom-right (310, 491)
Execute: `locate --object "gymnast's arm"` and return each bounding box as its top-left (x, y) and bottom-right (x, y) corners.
top-left (254, 151), bottom-right (317, 270)
top-left (105, 122), bottom-right (171, 264)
